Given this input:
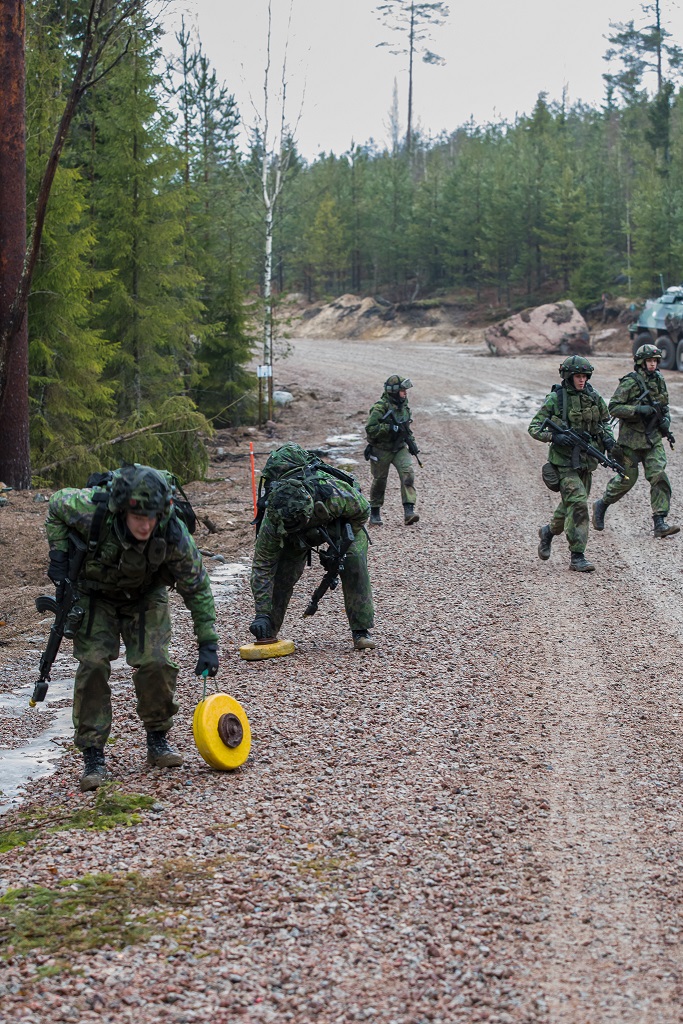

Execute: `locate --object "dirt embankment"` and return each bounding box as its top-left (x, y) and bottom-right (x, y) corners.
top-left (2, 338), bottom-right (683, 1023)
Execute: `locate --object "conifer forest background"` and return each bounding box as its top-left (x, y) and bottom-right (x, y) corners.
top-left (17, 0), bottom-right (683, 485)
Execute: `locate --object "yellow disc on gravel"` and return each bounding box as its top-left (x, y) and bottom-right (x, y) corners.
top-left (192, 693), bottom-right (251, 770)
top-left (239, 638), bottom-right (295, 660)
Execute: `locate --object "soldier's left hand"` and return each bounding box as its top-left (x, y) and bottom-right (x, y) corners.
top-left (195, 642), bottom-right (219, 677)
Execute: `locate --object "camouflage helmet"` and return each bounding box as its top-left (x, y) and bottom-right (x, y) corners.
top-left (108, 464), bottom-right (173, 518)
top-left (384, 375), bottom-right (413, 401)
top-left (634, 343), bottom-right (662, 367)
top-left (559, 355), bottom-right (594, 381)
top-left (267, 479), bottom-right (314, 535)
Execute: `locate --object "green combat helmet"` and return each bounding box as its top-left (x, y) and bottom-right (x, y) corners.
top-left (559, 355), bottom-right (594, 380)
top-left (384, 374), bottom-right (413, 403)
top-left (108, 464), bottom-right (173, 518)
top-left (267, 479), bottom-right (314, 536)
top-left (634, 343), bottom-right (662, 371)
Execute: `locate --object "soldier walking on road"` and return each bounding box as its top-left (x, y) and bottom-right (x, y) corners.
top-left (592, 344), bottom-right (679, 538)
top-left (365, 375), bottom-right (420, 526)
top-left (529, 356), bottom-right (615, 573)
top-left (249, 466), bottom-right (376, 651)
top-left (45, 465), bottom-right (219, 792)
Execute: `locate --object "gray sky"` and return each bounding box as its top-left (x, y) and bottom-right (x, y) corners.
top-left (164, 1), bottom-right (683, 159)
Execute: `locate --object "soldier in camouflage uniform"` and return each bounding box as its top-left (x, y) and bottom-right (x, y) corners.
top-left (45, 464), bottom-right (219, 791)
top-left (592, 344), bottom-right (679, 538)
top-left (529, 355), bottom-right (615, 573)
top-left (365, 375), bottom-right (420, 525)
top-left (249, 472), bottom-right (375, 651)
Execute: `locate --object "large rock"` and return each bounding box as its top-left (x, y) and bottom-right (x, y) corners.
top-left (485, 301), bottom-right (591, 357)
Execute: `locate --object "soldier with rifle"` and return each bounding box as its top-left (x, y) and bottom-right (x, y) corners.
top-left (529, 355), bottom-right (617, 573)
top-left (42, 464), bottom-right (219, 792)
top-left (593, 344), bottom-right (679, 538)
top-left (365, 375), bottom-right (421, 525)
top-left (249, 473), bottom-right (375, 651)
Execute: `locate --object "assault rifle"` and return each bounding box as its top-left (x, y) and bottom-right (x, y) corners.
top-left (303, 523), bottom-right (355, 618)
top-left (30, 532), bottom-right (88, 706)
top-left (634, 384), bottom-right (676, 450)
top-left (541, 419), bottom-right (629, 478)
top-left (380, 409), bottom-right (423, 467)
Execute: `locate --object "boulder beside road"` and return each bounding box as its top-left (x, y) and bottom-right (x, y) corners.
top-left (485, 300), bottom-right (591, 357)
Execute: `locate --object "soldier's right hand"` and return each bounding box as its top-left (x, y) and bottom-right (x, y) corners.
top-left (390, 424), bottom-right (400, 433)
top-left (552, 431), bottom-right (575, 447)
top-left (48, 550), bottom-right (68, 603)
top-left (249, 614), bottom-right (274, 641)
top-left (634, 404), bottom-right (653, 416)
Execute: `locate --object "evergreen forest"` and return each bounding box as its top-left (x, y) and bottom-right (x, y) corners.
top-left (19, 0), bottom-right (683, 485)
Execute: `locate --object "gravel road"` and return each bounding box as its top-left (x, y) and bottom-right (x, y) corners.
top-left (2, 337), bottom-right (683, 1023)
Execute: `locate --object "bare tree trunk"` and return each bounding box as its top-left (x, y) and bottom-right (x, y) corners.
top-left (0, 0), bottom-right (30, 487)
top-left (0, 0), bottom-right (156, 488)
top-left (406, 1), bottom-right (415, 152)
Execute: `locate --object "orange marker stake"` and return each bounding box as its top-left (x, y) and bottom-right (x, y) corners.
top-left (249, 441), bottom-right (257, 520)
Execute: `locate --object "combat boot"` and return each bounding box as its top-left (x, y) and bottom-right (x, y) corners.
top-left (537, 525), bottom-right (553, 560)
top-left (569, 551), bottom-right (595, 573)
top-left (592, 498), bottom-right (608, 531)
top-left (369, 508), bottom-right (383, 526)
top-left (146, 731), bottom-right (184, 768)
top-left (403, 503), bottom-right (420, 525)
top-left (80, 747), bottom-right (108, 792)
top-left (352, 630), bottom-right (376, 651)
top-left (653, 514), bottom-right (680, 538)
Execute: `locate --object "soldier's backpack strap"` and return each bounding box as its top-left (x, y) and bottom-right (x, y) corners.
top-left (551, 383), bottom-right (569, 425)
top-left (88, 491), bottom-right (110, 555)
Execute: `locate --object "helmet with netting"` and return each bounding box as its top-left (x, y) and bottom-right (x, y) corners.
top-left (634, 343), bottom-right (662, 368)
top-left (559, 355), bottom-right (594, 380)
top-left (384, 375), bottom-right (413, 402)
top-left (267, 479), bottom-right (315, 535)
top-left (108, 464), bottom-right (173, 517)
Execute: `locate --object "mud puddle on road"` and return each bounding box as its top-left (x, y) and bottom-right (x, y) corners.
top-left (433, 384), bottom-right (546, 422)
top-left (209, 561), bottom-right (249, 603)
top-left (0, 676), bottom-right (74, 814)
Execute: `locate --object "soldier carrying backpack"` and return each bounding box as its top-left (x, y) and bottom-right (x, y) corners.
top-left (44, 463), bottom-right (219, 792)
top-left (249, 444), bottom-right (376, 651)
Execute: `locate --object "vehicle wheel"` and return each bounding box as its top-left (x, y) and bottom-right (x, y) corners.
top-left (633, 332), bottom-right (653, 358)
top-left (657, 335), bottom-right (676, 370)
top-left (675, 338), bottom-right (683, 372)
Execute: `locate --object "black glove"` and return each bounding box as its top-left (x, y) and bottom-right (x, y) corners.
top-left (604, 435), bottom-right (616, 452)
top-left (319, 549), bottom-right (338, 572)
top-left (195, 642), bottom-right (219, 677)
top-left (551, 431), bottom-right (575, 447)
top-left (633, 404), bottom-right (653, 417)
top-left (390, 424), bottom-right (400, 433)
top-left (249, 615), bottom-right (274, 641)
top-left (48, 549), bottom-right (68, 603)
top-left (661, 415), bottom-right (671, 432)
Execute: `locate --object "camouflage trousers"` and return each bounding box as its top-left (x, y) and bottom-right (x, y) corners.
top-left (269, 529), bottom-right (374, 634)
top-left (603, 441), bottom-right (671, 515)
top-left (549, 467), bottom-right (593, 554)
top-left (72, 588), bottom-right (179, 749)
top-left (369, 446), bottom-right (417, 507)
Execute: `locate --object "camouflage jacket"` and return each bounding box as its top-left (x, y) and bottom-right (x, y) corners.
top-left (528, 382), bottom-right (614, 471)
top-left (251, 475), bottom-right (369, 617)
top-left (366, 395), bottom-right (416, 453)
top-left (608, 369), bottom-right (670, 451)
top-left (46, 488), bottom-right (218, 644)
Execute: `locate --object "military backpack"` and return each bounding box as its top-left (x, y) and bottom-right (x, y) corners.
top-left (253, 443), bottom-right (358, 534)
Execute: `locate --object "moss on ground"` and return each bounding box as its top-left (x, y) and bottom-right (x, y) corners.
top-left (0, 785), bottom-right (155, 852)
top-left (0, 858), bottom-right (217, 960)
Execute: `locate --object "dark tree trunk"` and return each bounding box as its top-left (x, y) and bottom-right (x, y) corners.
top-left (0, 0), bottom-right (30, 488)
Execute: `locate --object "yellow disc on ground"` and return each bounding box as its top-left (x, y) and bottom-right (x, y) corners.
top-left (239, 638), bottom-right (295, 660)
top-left (192, 693), bottom-right (251, 770)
